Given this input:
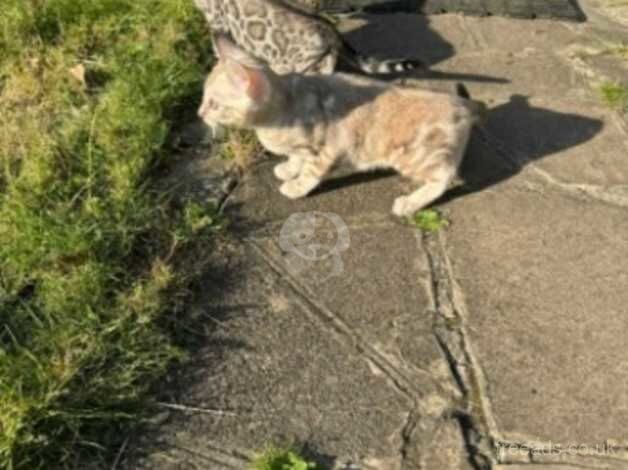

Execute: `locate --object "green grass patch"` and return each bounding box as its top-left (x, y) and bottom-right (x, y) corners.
top-left (600, 82), bottom-right (628, 112)
top-left (408, 209), bottom-right (449, 233)
top-left (250, 446), bottom-right (320, 470)
top-left (0, 0), bottom-right (218, 468)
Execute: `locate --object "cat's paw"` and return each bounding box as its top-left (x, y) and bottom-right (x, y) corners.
top-left (274, 162), bottom-right (299, 181)
top-left (392, 196), bottom-right (416, 217)
top-left (279, 180), bottom-right (314, 199)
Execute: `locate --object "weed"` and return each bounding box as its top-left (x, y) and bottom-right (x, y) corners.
top-left (600, 82), bottom-right (628, 111)
top-left (408, 209), bottom-right (449, 233)
top-left (250, 446), bottom-right (320, 470)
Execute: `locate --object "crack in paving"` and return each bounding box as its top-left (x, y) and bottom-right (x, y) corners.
top-left (249, 240), bottom-right (448, 405)
top-left (529, 165), bottom-right (628, 208)
top-left (421, 230), bottom-right (628, 470)
top-left (399, 409), bottom-right (420, 465)
top-left (454, 411), bottom-right (494, 470)
top-left (475, 125), bottom-right (628, 210)
top-left (420, 231), bottom-right (498, 469)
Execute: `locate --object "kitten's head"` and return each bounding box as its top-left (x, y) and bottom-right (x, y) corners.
top-left (198, 36), bottom-right (274, 129)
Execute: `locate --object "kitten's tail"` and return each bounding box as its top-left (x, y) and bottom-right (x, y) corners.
top-left (456, 83), bottom-right (488, 124)
top-left (340, 41), bottom-right (424, 75)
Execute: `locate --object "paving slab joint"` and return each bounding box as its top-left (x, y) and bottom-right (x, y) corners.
top-left (399, 409), bottom-right (421, 464)
top-left (420, 232), bottom-right (498, 468)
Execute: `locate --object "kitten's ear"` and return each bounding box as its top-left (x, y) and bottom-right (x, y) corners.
top-left (224, 60), bottom-right (270, 103)
top-left (214, 34), bottom-right (237, 60)
top-left (215, 35), bottom-right (270, 103)
top-left (215, 34), bottom-right (261, 66)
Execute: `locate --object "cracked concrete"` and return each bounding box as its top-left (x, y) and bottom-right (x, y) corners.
top-left (125, 2), bottom-right (628, 469)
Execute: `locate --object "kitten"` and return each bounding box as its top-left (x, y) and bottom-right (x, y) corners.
top-left (193, 0), bottom-right (422, 75)
top-left (199, 36), bottom-right (484, 217)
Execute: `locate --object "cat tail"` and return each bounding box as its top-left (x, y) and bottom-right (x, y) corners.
top-left (340, 40), bottom-right (424, 75)
top-left (456, 83), bottom-right (488, 125)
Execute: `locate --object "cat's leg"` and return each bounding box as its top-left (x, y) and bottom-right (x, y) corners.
top-left (279, 151), bottom-right (336, 199)
top-left (392, 165), bottom-right (454, 217)
top-left (274, 156), bottom-right (304, 181)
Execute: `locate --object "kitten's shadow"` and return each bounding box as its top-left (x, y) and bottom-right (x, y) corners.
top-left (445, 94), bottom-right (604, 202)
top-left (311, 168), bottom-right (397, 196)
top-left (312, 95), bottom-right (603, 200)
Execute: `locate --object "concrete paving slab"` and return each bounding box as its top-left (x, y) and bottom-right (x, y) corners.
top-left (443, 180), bottom-right (628, 446)
top-left (227, 160), bottom-right (405, 225)
top-left (340, 13), bottom-right (587, 68)
top-left (127, 234), bottom-right (470, 469)
top-left (432, 53), bottom-right (591, 99)
top-left (131, 243), bottom-right (411, 468)
top-left (582, 0), bottom-right (628, 30)
top-left (482, 97), bottom-right (626, 188)
top-left (447, 15), bottom-right (586, 53)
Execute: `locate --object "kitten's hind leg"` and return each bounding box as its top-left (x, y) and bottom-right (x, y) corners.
top-left (274, 156), bottom-right (304, 181)
top-left (279, 151), bottom-right (336, 199)
top-left (392, 166), bottom-right (454, 217)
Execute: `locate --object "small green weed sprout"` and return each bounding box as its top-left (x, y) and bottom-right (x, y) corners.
top-left (600, 82), bottom-right (628, 111)
top-left (408, 209), bottom-right (449, 233)
top-left (251, 446), bottom-right (320, 470)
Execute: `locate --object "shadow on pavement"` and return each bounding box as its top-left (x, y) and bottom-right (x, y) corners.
top-left (340, 13), bottom-right (509, 83)
top-left (342, 12), bottom-right (454, 67)
top-left (447, 94), bottom-right (604, 201)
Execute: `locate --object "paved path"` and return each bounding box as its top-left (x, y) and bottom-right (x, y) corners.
top-left (129, 2), bottom-right (628, 469)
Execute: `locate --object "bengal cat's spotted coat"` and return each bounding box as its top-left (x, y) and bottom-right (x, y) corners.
top-left (194, 0), bottom-right (423, 75)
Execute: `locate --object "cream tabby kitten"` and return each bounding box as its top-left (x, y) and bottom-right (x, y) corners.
top-left (199, 36), bottom-right (484, 216)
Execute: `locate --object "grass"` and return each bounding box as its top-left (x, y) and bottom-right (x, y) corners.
top-left (0, 1), bottom-right (221, 468)
top-left (600, 82), bottom-right (628, 112)
top-left (606, 43), bottom-right (628, 59)
top-left (250, 446), bottom-right (320, 470)
top-left (219, 129), bottom-right (264, 170)
top-left (408, 209), bottom-right (449, 233)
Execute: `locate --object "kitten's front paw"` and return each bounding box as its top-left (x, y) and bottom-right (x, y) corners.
top-left (392, 196), bottom-right (416, 217)
top-left (279, 180), bottom-right (313, 199)
top-left (274, 162), bottom-right (298, 181)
